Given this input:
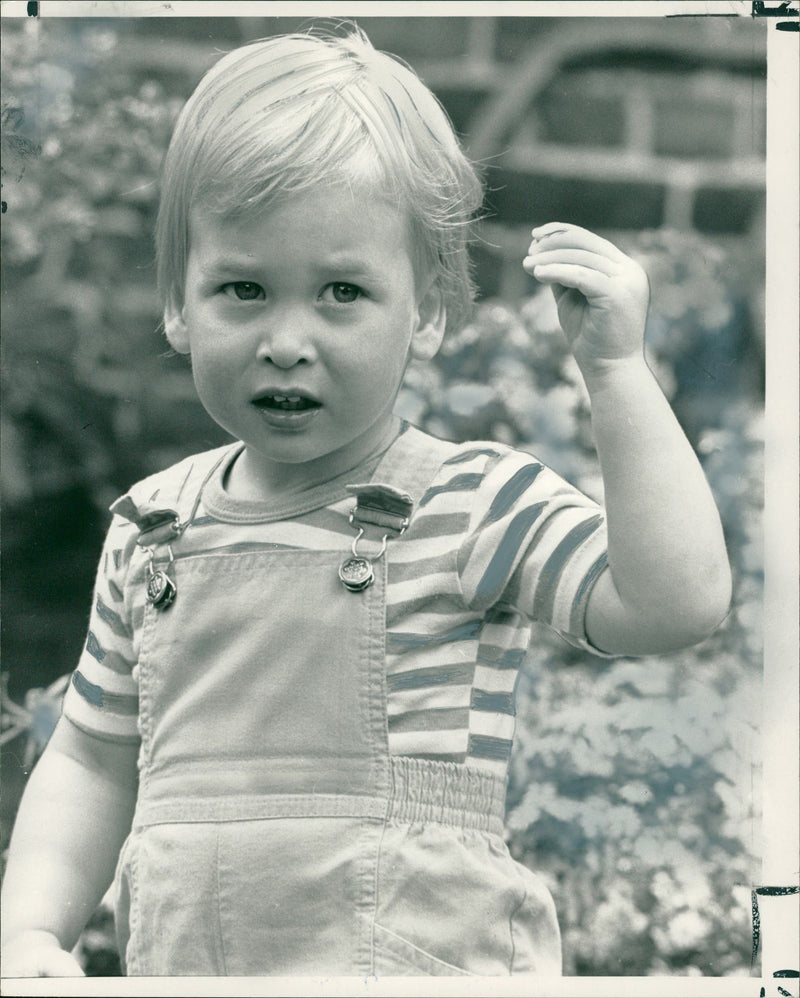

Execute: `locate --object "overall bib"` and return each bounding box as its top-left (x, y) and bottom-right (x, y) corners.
top-left (113, 432), bottom-right (562, 976)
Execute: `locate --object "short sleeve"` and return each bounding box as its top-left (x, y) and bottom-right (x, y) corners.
top-left (60, 514), bottom-right (141, 743)
top-left (455, 447), bottom-right (611, 654)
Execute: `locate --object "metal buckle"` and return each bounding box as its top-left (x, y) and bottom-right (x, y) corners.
top-left (339, 485), bottom-right (412, 593)
top-left (145, 543), bottom-right (177, 610)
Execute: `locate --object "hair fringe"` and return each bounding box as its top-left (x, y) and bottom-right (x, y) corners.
top-left (156, 27), bottom-right (485, 335)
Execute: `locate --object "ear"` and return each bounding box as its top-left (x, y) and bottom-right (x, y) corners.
top-left (164, 294), bottom-right (190, 354)
top-left (409, 281), bottom-right (446, 362)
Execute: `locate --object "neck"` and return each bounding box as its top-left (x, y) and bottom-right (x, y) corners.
top-left (223, 417), bottom-right (403, 503)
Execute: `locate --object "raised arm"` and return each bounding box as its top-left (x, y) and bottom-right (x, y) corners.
top-left (524, 223), bottom-right (732, 656)
top-left (0, 717), bottom-right (138, 977)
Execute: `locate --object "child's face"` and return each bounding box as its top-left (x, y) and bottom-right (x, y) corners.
top-left (166, 186), bottom-right (444, 493)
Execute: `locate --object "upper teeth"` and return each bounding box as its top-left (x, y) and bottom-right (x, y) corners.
top-left (272, 395), bottom-right (301, 402)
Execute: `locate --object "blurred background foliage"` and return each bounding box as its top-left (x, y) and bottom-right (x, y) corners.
top-left (1, 14), bottom-right (765, 979)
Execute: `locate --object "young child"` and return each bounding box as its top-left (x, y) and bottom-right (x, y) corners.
top-left (0, 27), bottom-right (732, 978)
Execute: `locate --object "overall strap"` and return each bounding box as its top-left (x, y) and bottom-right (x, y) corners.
top-left (336, 423), bottom-right (460, 590)
top-left (369, 423), bottom-right (460, 510)
top-left (110, 444), bottom-right (238, 546)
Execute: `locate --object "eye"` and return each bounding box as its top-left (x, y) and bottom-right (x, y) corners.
top-left (323, 282), bottom-right (362, 305)
top-left (222, 282), bottom-right (265, 301)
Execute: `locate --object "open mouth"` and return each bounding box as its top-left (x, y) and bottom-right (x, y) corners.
top-left (251, 393), bottom-right (322, 429)
top-left (253, 394), bottom-right (321, 413)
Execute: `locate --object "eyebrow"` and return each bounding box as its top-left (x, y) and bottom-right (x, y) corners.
top-left (197, 258), bottom-right (263, 277)
top-left (316, 256), bottom-right (389, 284)
top-left (198, 255), bottom-right (386, 282)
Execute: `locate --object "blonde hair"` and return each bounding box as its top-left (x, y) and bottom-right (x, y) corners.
top-left (155, 26), bottom-right (484, 334)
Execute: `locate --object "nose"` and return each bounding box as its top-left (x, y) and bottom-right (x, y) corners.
top-left (255, 309), bottom-right (317, 369)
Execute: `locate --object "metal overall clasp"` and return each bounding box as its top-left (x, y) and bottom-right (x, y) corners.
top-left (145, 542), bottom-right (178, 610)
top-left (338, 484), bottom-right (413, 593)
top-left (113, 454), bottom-right (229, 613)
top-left (133, 506), bottom-right (182, 611)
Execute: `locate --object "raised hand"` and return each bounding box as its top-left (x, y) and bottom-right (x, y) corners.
top-left (523, 222), bottom-right (650, 378)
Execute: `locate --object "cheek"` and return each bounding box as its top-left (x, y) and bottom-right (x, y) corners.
top-left (352, 331), bottom-right (413, 389)
top-left (184, 309), bottom-right (239, 369)
top-left (186, 339), bottom-right (238, 404)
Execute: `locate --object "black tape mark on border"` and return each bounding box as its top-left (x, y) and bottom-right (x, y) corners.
top-left (752, 889), bottom-right (762, 967)
top-left (752, 887), bottom-right (800, 969)
top-left (752, 0), bottom-right (799, 15)
top-left (775, 970), bottom-right (800, 978)
top-left (776, 20), bottom-right (800, 29)
top-left (27, 1), bottom-right (38, 15)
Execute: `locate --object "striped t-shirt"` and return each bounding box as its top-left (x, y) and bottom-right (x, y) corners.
top-left (62, 425), bottom-right (609, 775)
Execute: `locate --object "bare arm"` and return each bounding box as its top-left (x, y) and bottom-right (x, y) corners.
top-left (579, 356), bottom-right (731, 654)
top-left (1, 717), bottom-right (138, 976)
top-left (524, 223), bottom-right (732, 656)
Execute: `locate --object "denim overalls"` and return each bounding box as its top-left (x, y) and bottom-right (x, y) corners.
top-left (113, 431), bottom-right (562, 976)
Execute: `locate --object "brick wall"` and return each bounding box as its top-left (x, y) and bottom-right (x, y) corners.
top-left (112, 15), bottom-right (767, 301)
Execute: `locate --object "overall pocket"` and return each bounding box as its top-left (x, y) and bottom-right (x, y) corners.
top-left (115, 822), bottom-right (226, 976)
top-left (372, 922), bottom-right (472, 976)
top-left (373, 822), bottom-right (521, 976)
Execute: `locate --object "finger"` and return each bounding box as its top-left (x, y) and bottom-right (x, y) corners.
top-left (530, 223), bottom-right (628, 262)
top-left (523, 247), bottom-right (618, 278)
top-left (528, 263), bottom-right (612, 300)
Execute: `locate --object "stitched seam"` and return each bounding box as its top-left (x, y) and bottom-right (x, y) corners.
top-left (127, 837), bottom-right (140, 975)
top-left (369, 767), bottom-right (395, 974)
top-left (508, 880), bottom-right (528, 974)
top-left (137, 605), bottom-right (157, 781)
top-left (214, 827), bottom-right (228, 975)
top-left (367, 557), bottom-right (391, 975)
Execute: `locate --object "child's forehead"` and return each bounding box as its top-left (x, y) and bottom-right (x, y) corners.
top-left (186, 186), bottom-right (420, 270)
top-left (189, 181), bottom-right (410, 237)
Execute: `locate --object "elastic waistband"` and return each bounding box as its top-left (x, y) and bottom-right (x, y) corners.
top-left (387, 756), bottom-right (507, 834)
top-left (132, 757), bottom-right (507, 834)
